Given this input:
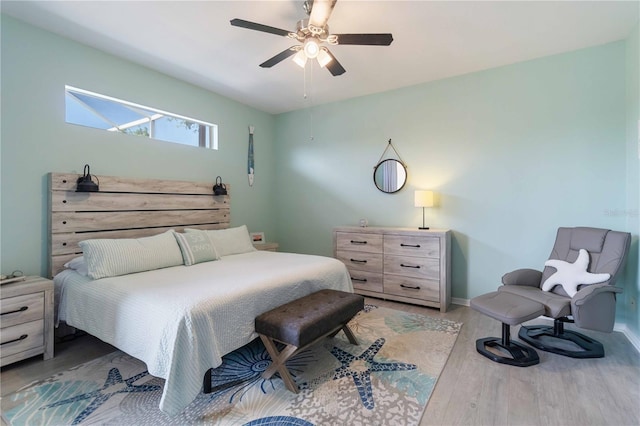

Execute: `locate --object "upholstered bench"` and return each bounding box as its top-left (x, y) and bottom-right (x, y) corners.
top-left (255, 289), bottom-right (365, 392)
top-left (470, 291), bottom-right (545, 367)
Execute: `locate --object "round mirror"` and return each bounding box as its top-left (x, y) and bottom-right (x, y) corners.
top-left (373, 159), bottom-right (407, 193)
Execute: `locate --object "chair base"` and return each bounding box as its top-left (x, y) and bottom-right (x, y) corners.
top-left (475, 323), bottom-right (539, 367)
top-left (519, 324), bottom-right (604, 359)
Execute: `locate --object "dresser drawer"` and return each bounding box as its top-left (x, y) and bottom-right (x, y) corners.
top-left (336, 250), bottom-right (383, 273)
top-left (384, 275), bottom-right (440, 302)
top-left (336, 232), bottom-right (383, 254)
top-left (348, 270), bottom-right (383, 293)
top-left (1, 319), bottom-right (44, 358)
top-left (384, 235), bottom-right (440, 258)
top-left (384, 255), bottom-right (439, 280)
top-left (1, 292), bottom-right (44, 328)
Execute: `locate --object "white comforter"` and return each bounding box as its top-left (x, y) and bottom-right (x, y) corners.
top-left (55, 251), bottom-right (353, 415)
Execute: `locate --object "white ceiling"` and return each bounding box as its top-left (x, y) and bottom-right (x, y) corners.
top-left (2, 1), bottom-right (638, 114)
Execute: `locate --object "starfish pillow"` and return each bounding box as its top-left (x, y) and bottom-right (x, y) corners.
top-left (541, 249), bottom-right (610, 297)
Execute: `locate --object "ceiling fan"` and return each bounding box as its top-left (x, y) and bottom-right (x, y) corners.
top-left (230, 0), bottom-right (393, 76)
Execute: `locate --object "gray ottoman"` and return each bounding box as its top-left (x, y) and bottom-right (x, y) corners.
top-left (255, 289), bottom-right (364, 392)
top-left (470, 291), bottom-right (544, 367)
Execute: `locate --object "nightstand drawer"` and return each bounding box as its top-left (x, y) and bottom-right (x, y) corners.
top-left (384, 275), bottom-right (440, 302)
top-left (384, 235), bottom-right (440, 258)
top-left (348, 270), bottom-right (383, 293)
top-left (1, 319), bottom-right (44, 358)
top-left (336, 250), bottom-right (383, 273)
top-left (1, 292), bottom-right (44, 328)
top-left (336, 232), bottom-right (383, 254)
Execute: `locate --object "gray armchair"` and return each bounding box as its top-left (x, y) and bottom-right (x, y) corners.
top-left (498, 226), bottom-right (631, 358)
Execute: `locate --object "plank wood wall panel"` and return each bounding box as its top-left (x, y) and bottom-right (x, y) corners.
top-left (49, 173), bottom-right (230, 277)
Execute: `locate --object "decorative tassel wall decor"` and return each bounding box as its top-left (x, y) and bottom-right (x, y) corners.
top-left (248, 126), bottom-right (255, 187)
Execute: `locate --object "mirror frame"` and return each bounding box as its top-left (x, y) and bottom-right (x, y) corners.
top-left (373, 159), bottom-right (407, 194)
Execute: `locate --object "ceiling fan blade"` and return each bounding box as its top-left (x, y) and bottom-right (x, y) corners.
top-left (309, 0), bottom-right (337, 28)
top-left (259, 47), bottom-right (298, 68)
top-left (230, 18), bottom-right (291, 37)
top-left (335, 33), bottom-right (394, 46)
top-left (324, 49), bottom-right (346, 76)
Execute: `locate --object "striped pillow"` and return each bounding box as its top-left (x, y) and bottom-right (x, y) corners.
top-left (79, 230), bottom-right (184, 280)
top-left (174, 231), bottom-right (220, 266)
top-left (185, 225), bottom-right (256, 257)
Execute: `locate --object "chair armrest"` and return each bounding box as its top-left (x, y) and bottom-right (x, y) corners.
top-left (501, 269), bottom-right (542, 287)
top-left (572, 283), bottom-right (622, 306)
top-left (571, 284), bottom-right (622, 332)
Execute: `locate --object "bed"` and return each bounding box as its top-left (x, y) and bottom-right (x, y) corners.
top-left (49, 173), bottom-right (353, 415)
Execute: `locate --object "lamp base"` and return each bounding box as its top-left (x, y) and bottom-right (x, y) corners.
top-left (418, 227), bottom-right (430, 230)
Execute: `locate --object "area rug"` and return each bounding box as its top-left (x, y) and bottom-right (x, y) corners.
top-left (2, 306), bottom-right (462, 425)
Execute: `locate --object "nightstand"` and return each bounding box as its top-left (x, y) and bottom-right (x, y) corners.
top-left (254, 242), bottom-right (279, 252)
top-left (1, 276), bottom-right (54, 366)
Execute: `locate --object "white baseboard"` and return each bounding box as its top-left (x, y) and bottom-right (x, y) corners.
top-left (453, 297), bottom-right (640, 354)
top-left (451, 297), bottom-right (469, 306)
top-left (614, 323), bottom-right (640, 354)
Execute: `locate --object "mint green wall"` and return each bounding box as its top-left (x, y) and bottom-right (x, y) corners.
top-left (2, 15), bottom-right (638, 333)
top-left (274, 42), bottom-right (630, 305)
top-left (0, 16), bottom-right (277, 277)
top-left (624, 22), bottom-right (640, 337)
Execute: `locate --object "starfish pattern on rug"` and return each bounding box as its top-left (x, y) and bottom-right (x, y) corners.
top-left (331, 337), bottom-right (417, 409)
top-left (39, 367), bottom-right (161, 425)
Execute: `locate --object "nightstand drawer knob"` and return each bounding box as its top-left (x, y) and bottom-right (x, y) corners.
top-left (1, 334), bottom-right (28, 346)
top-left (350, 240), bottom-right (367, 245)
top-left (400, 243), bottom-right (421, 248)
top-left (1, 306), bottom-right (28, 316)
top-left (350, 259), bottom-right (367, 264)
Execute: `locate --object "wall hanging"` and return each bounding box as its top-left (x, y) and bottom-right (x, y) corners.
top-left (248, 126), bottom-right (255, 187)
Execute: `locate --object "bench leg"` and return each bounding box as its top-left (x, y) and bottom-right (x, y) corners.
top-left (341, 324), bottom-right (358, 345)
top-left (259, 334), bottom-right (300, 393)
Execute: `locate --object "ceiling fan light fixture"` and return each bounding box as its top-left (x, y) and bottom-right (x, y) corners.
top-left (293, 50), bottom-right (308, 68)
top-left (303, 38), bottom-right (320, 58)
top-left (317, 48), bottom-right (332, 68)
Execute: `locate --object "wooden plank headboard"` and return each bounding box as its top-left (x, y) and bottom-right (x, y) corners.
top-left (49, 173), bottom-right (230, 277)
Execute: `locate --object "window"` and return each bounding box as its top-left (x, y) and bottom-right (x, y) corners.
top-left (65, 86), bottom-right (218, 149)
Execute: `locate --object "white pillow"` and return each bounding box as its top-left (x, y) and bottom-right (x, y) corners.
top-left (541, 249), bottom-right (611, 297)
top-left (64, 256), bottom-right (89, 277)
top-left (185, 225), bottom-right (256, 257)
top-left (174, 231), bottom-right (220, 266)
top-left (79, 230), bottom-right (184, 280)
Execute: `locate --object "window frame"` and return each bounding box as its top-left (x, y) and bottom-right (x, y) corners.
top-left (65, 85), bottom-right (218, 150)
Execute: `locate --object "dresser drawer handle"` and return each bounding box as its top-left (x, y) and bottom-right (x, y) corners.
top-left (352, 278), bottom-right (368, 283)
top-left (1, 306), bottom-right (28, 316)
top-left (400, 243), bottom-right (421, 248)
top-left (350, 259), bottom-right (367, 264)
top-left (1, 334), bottom-right (28, 346)
top-left (400, 284), bottom-right (421, 290)
top-left (400, 264), bottom-right (421, 269)
top-left (350, 240), bottom-right (368, 245)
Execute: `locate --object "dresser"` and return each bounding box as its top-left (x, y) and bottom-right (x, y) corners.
top-left (333, 227), bottom-right (451, 312)
top-left (1, 276), bottom-right (54, 366)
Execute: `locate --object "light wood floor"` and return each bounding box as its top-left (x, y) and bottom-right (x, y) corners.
top-left (1, 298), bottom-right (639, 425)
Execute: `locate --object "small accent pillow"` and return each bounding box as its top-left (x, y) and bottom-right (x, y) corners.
top-left (64, 256), bottom-right (89, 277)
top-left (79, 230), bottom-right (184, 280)
top-left (541, 249), bottom-right (611, 297)
top-left (174, 231), bottom-right (220, 266)
top-left (185, 225), bottom-right (256, 257)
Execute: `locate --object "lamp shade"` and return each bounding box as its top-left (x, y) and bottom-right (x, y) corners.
top-left (414, 190), bottom-right (434, 208)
